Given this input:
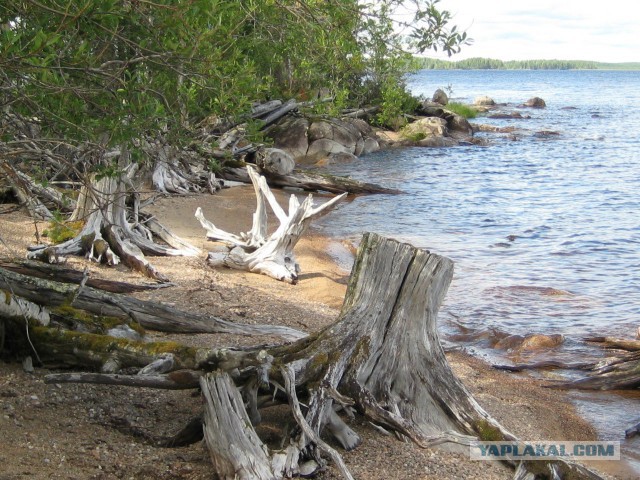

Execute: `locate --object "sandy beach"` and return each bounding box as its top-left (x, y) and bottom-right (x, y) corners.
top-left (0, 186), bottom-right (635, 479)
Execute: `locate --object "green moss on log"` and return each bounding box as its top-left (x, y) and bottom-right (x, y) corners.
top-left (474, 419), bottom-right (504, 441)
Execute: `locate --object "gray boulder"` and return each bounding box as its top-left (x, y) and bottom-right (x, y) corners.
top-left (524, 97), bottom-right (546, 108)
top-left (432, 88), bottom-right (449, 106)
top-left (446, 114), bottom-right (473, 136)
top-left (271, 117), bottom-right (310, 159)
top-left (474, 95), bottom-right (495, 106)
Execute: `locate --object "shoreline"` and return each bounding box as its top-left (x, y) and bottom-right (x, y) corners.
top-left (0, 188), bottom-right (636, 478)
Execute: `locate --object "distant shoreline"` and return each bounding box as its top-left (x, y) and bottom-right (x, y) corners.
top-left (415, 57), bottom-right (640, 71)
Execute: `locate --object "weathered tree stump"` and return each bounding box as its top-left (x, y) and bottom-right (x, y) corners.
top-left (4, 233), bottom-right (602, 479)
top-left (26, 162), bottom-right (200, 281)
top-left (196, 166), bottom-right (346, 283)
top-left (191, 233), bottom-right (600, 478)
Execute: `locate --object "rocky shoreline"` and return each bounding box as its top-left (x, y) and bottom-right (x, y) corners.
top-left (1, 186), bottom-right (636, 479)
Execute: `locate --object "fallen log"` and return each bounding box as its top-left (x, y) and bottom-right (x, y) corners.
top-left (0, 260), bottom-right (169, 293)
top-left (550, 350), bottom-right (640, 390)
top-left (221, 164), bottom-right (400, 195)
top-left (197, 166), bottom-right (346, 283)
top-left (584, 336), bottom-right (640, 352)
top-left (0, 266), bottom-right (305, 341)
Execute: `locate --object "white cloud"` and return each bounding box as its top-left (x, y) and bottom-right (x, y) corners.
top-left (426, 0), bottom-right (640, 62)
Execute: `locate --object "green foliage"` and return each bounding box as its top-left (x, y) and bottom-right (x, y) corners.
top-left (1, 0), bottom-right (469, 161)
top-left (42, 212), bottom-right (83, 244)
top-left (375, 79), bottom-right (420, 130)
top-left (446, 102), bottom-right (477, 119)
top-left (207, 159), bottom-right (222, 175)
top-left (403, 131), bottom-right (427, 142)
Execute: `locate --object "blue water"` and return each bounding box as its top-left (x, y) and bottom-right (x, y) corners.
top-left (320, 69), bottom-right (640, 353)
top-left (318, 69), bottom-right (640, 472)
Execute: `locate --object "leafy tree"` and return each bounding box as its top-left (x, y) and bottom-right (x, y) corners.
top-left (1, 0), bottom-right (468, 152)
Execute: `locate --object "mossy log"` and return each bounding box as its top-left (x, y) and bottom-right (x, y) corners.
top-left (0, 266), bottom-right (305, 341)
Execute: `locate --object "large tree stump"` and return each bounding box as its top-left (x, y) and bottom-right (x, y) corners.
top-left (196, 166), bottom-right (346, 283)
top-left (19, 233), bottom-right (602, 479)
top-left (195, 233), bottom-right (601, 479)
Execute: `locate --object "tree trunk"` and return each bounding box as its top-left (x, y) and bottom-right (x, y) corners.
top-left (191, 233), bottom-right (601, 478)
top-left (221, 165), bottom-right (400, 195)
top-left (0, 266), bottom-right (305, 341)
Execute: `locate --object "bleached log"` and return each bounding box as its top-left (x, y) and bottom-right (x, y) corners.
top-left (46, 370), bottom-right (203, 390)
top-left (221, 164), bottom-right (400, 194)
top-left (0, 289), bottom-right (50, 326)
top-left (1, 160), bottom-right (76, 219)
top-left (201, 372), bottom-right (277, 480)
top-left (197, 166), bottom-right (346, 283)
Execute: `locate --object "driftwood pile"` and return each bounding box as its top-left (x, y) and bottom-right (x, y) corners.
top-left (0, 234), bottom-right (602, 479)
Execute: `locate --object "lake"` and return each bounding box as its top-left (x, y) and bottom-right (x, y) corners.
top-left (317, 69), bottom-right (640, 471)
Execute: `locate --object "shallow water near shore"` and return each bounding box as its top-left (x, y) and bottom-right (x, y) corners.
top-left (318, 69), bottom-right (640, 473)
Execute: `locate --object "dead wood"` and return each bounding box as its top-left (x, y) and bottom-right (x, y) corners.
top-left (0, 266), bottom-right (305, 341)
top-left (197, 166), bottom-right (346, 283)
top-left (220, 164), bottom-right (400, 195)
top-left (26, 163), bottom-right (200, 280)
top-left (6, 233), bottom-right (603, 479)
top-left (0, 260), bottom-right (169, 293)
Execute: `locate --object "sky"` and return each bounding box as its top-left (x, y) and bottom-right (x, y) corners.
top-left (425, 0), bottom-right (640, 63)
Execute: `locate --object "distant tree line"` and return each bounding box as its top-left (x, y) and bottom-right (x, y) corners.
top-left (417, 57), bottom-right (640, 70)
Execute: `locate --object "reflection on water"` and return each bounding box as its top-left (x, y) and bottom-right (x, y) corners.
top-left (316, 69), bottom-right (640, 472)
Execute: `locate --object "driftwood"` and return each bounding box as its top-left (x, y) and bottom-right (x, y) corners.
top-left (197, 166), bottom-right (346, 283)
top-left (0, 260), bottom-right (170, 293)
top-left (221, 164), bottom-right (400, 195)
top-left (0, 266), bottom-right (305, 341)
top-left (509, 336), bottom-right (640, 391)
top-left (20, 233), bottom-right (603, 479)
top-left (26, 163), bottom-right (200, 281)
top-left (1, 161), bottom-right (75, 220)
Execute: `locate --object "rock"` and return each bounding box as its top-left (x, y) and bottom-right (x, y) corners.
top-left (306, 138), bottom-right (351, 161)
top-left (308, 119), bottom-right (360, 152)
top-left (270, 117), bottom-right (310, 159)
top-left (255, 148), bottom-right (295, 175)
top-left (474, 95), bottom-right (495, 106)
top-left (432, 88), bottom-right (449, 106)
top-left (488, 112), bottom-right (526, 119)
top-left (401, 117), bottom-right (448, 139)
top-left (446, 114), bottom-right (473, 136)
top-left (315, 152), bottom-right (358, 166)
top-left (362, 137), bottom-right (380, 155)
top-left (533, 130), bottom-right (560, 138)
top-left (494, 333), bottom-right (564, 352)
top-left (106, 324), bottom-right (143, 342)
top-left (417, 105), bottom-right (446, 118)
top-left (524, 97), bottom-right (546, 108)
top-left (417, 136), bottom-right (459, 148)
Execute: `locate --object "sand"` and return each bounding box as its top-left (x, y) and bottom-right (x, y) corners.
top-left (0, 188), bottom-right (635, 479)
